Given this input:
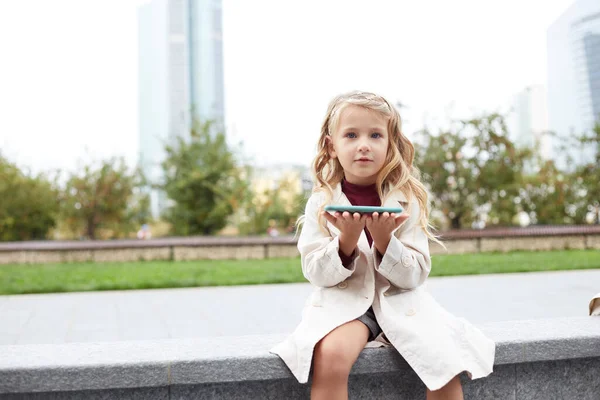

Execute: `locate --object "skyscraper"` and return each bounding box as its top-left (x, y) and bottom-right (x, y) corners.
top-left (138, 0), bottom-right (224, 217)
top-left (547, 0), bottom-right (600, 168)
top-left (510, 85), bottom-right (551, 161)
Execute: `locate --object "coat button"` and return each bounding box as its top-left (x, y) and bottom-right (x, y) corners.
top-left (337, 281), bottom-right (348, 289)
top-left (401, 254), bottom-right (413, 268)
top-left (405, 309), bottom-right (416, 316)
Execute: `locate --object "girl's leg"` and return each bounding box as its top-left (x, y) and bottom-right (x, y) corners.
top-left (426, 375), bottom-right (464, 400)
top-left (311, 319), bottom-right (370, 400)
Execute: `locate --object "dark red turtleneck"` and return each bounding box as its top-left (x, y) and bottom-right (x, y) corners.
top-left (339, 179), bottom-right (381, 266)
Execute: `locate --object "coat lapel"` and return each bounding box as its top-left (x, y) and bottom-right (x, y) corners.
top-left (382, 189), bottom-right (409, 213)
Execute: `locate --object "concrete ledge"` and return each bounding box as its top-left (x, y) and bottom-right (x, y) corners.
top-left (1, 317), bottom-right (599, 399)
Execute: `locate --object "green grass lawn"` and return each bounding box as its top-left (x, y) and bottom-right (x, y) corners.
top-left (1, 249), bottom-right (599, 295)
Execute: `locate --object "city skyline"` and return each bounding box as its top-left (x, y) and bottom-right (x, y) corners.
top-left (0, 0), bottom-right (579, 175)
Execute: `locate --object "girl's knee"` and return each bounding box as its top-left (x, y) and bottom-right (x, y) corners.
top-left (313, 338), bottom-right (355, 377)
top-left (426, 374), bottom-right (464, 400)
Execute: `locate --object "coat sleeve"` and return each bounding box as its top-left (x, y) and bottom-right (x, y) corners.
top-left (298, 193), bottom-right (359, 288)
top-left (373, 200), bottom-right (432, 290)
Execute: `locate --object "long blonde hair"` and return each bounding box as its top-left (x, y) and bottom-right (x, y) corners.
top-left (301, 90), bottom-right (441, 244)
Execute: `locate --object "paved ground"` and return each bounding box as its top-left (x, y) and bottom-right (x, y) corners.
top-left (0, 269), bottom-right (598, 345)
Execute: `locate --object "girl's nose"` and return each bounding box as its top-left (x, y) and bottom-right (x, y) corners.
top-left (358, 140), bottom-right (371, 152)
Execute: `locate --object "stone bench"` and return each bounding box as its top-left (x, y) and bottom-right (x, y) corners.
top-left (1, 317), bottom-right (599, 399)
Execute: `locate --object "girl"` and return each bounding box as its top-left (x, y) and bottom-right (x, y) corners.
top-left (271, 91), bottom-right (495, 400)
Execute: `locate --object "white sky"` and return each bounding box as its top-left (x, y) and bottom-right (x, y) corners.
top-left (0, 0), bottom-right (575, 175)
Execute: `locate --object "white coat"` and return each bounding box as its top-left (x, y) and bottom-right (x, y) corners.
top-left (270, 184), bottom-right (495, 391)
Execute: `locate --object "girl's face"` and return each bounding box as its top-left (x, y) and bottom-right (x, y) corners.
top-left (327, 105), bottom-right (390, 186)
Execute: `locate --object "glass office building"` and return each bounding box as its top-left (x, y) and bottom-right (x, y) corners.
top-left (547, 0), bottom-right (600, 168)
top-left (138, 0), bottom-right (224, 217)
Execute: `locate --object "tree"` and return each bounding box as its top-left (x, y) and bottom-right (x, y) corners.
top-left (415, 113), bottom-right (531, 229)
top-left (536, 119), bottom-right (600, 224)
top-left (161, 120), bottom-right (250, 235)
top-left (0, 155), bottom-right (59, 241)
top-left (60, 157), bottom-right (146, 239)
top-left (519, 160), bottom-right (579, 225)
top-left (237, 173), bottom-right (306, 235)
top-left (467, 114), bottom-right (532, 226)
top-left (126, 189), bottom-right (153, 229)
top-left (576, 120), bottom-right (600, 223)
top-left (414, 121), bottom-right (475, 229)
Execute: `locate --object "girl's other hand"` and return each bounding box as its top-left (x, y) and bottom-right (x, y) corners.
top-left (366, 212), bottom-right (410, 254)
top-left (322, 211), bottom-right (367, 257)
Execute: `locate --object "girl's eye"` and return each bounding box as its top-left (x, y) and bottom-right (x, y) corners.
top-left (371, 133), bottom-right (382, 138)
top-left (346, 132), bottom-right (357, 138)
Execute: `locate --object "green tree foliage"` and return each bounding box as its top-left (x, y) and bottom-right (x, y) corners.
top-left (467, 114), bottom-right (532, 226)
top-left (416, 113), bottom-right (530, 229)
top-left (576, 120), bottom-right (600, 223)
top-left (161, 121), bottom-right (249, 235)
top-left (519, 160), bottom-right (578, 225)
top-left (237, 186), bottom-right (289, 236)
top-left (414, 120), bottom-right (474, 229)
top-left (127, 190), bottom-right (153, 229)
top-left (237, 175), bottom-right (306, 236)
top-left (60, 157), bottom-right (147, 239)
top-left (524, 120), bottom-right (600, 225)
top-left (0, 155), bottom-right (59, 241)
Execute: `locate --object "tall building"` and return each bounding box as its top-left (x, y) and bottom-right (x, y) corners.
top-left (547, 0), bottom-right (600, 168)
top-left (138, 0), bottom-right (225, 217)
top-left (510, 85), bottom-right (551, 161)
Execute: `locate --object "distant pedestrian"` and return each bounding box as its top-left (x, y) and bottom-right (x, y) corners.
top-left (266, 220), bottom-right (279, 237)
top-left (136, 224), bottom-right (151, 240)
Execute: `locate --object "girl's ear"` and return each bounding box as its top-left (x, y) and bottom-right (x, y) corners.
top-left (326, 136), bottom-right (337, 159)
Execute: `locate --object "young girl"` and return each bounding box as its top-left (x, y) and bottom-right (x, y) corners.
top-left (271, 91), bottom-right (495, 400)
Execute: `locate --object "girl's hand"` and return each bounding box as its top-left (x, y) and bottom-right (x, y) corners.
top-left (366, 212), bottom-right (410, 255)
top-left (322, 211), bottom-right (368, 257)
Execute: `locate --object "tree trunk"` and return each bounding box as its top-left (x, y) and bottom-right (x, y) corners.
top-left (87, 218), bottom-right (96, 240)
top-left (451, 216), bottom-right (461, 230)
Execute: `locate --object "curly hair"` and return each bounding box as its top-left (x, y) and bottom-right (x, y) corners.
top-left (299, 90), bottom-right (441, 244)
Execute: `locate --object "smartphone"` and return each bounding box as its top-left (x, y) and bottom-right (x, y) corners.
top-left (324, 205), bottom-right (404, 214)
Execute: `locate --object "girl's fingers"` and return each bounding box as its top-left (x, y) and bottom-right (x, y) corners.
top-left (395, 214), bottom-right (409, 223)
top-left (372, 212), bottom-right (379, 221)
top-left (323, 210), bottom-right (371, 230)
top-left (322, 211), bottom-right (337, 224)
top-left (394, 214), bottom-right (409, 227)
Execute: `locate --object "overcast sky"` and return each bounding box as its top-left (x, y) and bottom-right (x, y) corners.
top-left (0, 0), bottom-right (575, 175)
